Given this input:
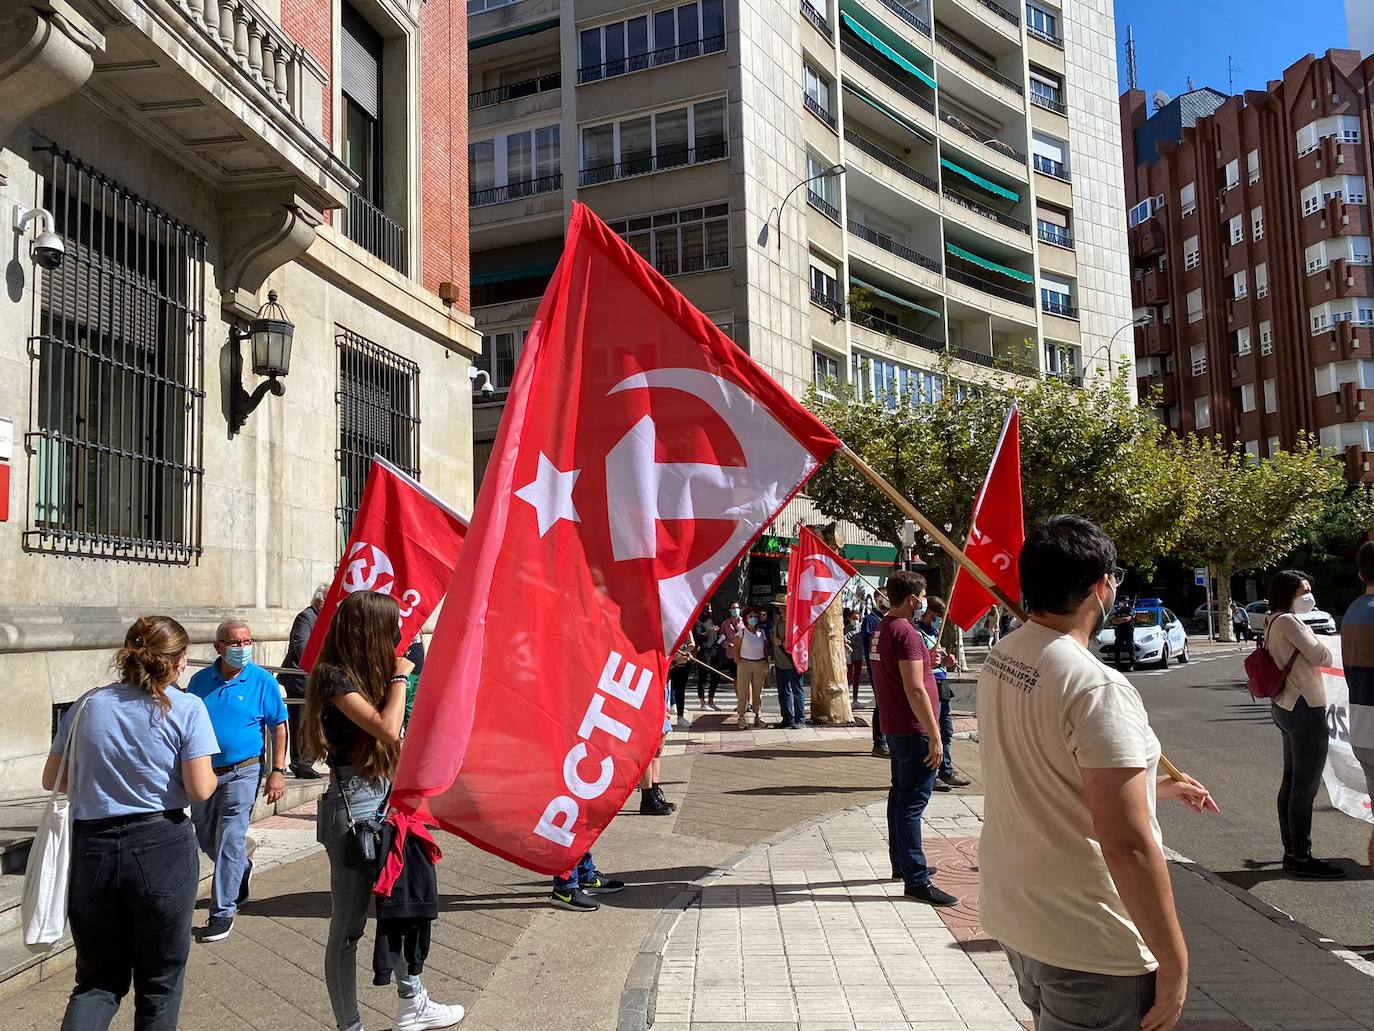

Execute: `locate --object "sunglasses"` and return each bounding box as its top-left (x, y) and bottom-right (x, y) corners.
top-left (1108, 567), bottom-right (1126, 587)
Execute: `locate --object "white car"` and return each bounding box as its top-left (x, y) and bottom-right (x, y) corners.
top-left (1095, 604), bottom-right (1189, 670)
top-left (1247, 600), bottom-right (1337, 637)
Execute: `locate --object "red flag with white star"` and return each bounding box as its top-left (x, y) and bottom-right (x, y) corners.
top-left (392, 203), bottom-right (840, 874)
top-left (785, 526), bottom-right (857, 674)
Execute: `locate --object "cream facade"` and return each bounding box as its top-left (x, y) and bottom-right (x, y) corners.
top-left (0, 0), bottom-right (478, 795)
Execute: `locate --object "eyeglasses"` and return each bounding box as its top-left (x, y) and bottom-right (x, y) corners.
top-left (218, 637), bottom-right (254, 645)
top-left (1109, 567), bottom-right (1126, 587)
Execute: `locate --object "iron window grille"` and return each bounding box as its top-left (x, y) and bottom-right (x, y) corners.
top-left (336, 328), bottom-right (421, 546)
top-left (26, 145), bottom-right (207, 564)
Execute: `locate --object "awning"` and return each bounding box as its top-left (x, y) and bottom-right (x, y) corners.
top-left (842, 82), bottom-right (935, 144)
top-left (946, 243), bottom-right (1034, 284)
top-left (471, 262), bottom-right (556, 285)
top-left (940, 158), bottom-right (1019, 203)
top-left (841, 12), bottom-right (938, 91)
top-left (470, 17), bottom-right (559, 49)
top-left (850, 276), bottom-right (942, 321)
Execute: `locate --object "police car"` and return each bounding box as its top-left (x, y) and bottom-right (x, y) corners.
top-left (1095, 599), bottom-right (1189, 671)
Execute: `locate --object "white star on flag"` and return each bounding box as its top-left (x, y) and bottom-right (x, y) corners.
top-left (515, 452), bottom-right (581, 537)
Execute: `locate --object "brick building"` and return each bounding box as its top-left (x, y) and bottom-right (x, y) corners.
top-left (0, 0), bottom-right (478, 793)
top-left (1121, 50), bottom-right (1374, 480)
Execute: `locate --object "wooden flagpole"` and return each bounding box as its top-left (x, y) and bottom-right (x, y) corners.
top-left (836, 442), bottom-right (1187, 783)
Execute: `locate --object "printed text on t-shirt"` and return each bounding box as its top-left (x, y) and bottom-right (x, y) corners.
top-left (985, 651), bottom-right (1041, 694)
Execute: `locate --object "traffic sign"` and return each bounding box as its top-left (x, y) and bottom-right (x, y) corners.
top-left (1194, 567), bottom-right (1207, 586)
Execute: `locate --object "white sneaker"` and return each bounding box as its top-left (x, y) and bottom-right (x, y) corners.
top-left (736, 716), bottom-right (748, 730)
top-left (342, 1023), bottom-right (364, 1031)
top-left (395, 988), bottom-right (465, 1031)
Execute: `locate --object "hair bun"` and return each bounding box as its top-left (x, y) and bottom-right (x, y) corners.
top-left (131, 635), bottom-right (145, 647)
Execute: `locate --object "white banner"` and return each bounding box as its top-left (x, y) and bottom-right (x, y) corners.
top-left (1319, 639), bottom-right (1373, 825)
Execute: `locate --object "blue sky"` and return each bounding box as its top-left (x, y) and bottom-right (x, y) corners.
top-left (1113, 0), bottom-right (1350, 102)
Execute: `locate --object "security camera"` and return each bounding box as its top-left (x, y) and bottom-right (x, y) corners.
top-left (468, 367), bottom-right (495, 397)
top-left (14, 206), bottom-right (64, 270)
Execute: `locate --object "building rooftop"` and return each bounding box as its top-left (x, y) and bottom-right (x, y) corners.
top-left (1133, 87), bottom-right (1229, 163)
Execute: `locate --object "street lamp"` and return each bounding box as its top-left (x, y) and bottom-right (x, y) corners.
top-left (228, 290), bottom-right (294, 437)
top-left (1085, 313), bottom-right (1153, 378)
top-left (759, 163), bottom-right (846, 249)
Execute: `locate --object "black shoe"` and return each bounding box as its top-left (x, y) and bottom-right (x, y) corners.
top-left (550, 888), bottom-right (600, 912)
top-left (933, 780), bottom-right (952, 792)
top-left (904, 882), bottom-right (959, 907)
top-left (939, 771), bottom-right (972, 788)
top-left (1283, 856), bottom-right (1345, 879)
top-left (580, 872), bottom-right (626, 895)
top-left (640, 788), bottom-right (674, 816)
top-left (200, 916), bottom-right (234, 942)
top-left (872, 744), bottom-right (890, 758)
top-left (235, 861), bottom-right (253, 908)
top-left (651, 784), bottom-right (677, 812)
top-left (889, 870), bottom-right (902, 881)
top-left (290, 762), bottom-right (321, 780)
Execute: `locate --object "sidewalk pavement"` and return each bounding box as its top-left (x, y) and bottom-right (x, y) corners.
top-left (7, 705), bottom-right (1372, 1031)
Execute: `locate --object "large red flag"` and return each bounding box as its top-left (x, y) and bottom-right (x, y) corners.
top-left (785, 526), bottom-right (858, 673)
top-left (301, 457), bottom-right (468, 671)
top-left (946, 405), bottom-right (1023, 631)
top-left (393, 202), bottom-right (840, 874)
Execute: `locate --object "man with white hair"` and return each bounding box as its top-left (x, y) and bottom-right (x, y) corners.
top-left (188, 619), bottom-right (288, 942)
top-left (281, 583), bottom-right (329, 779)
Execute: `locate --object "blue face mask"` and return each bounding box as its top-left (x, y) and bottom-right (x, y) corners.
top-left (225, 643), bottom-right (252, 669)
top-left (914, 598), bottom-right (928, 617)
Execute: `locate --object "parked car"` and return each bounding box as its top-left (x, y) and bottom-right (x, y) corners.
top-left (1247, 599), bottom-right (1337, 638)
top-left (1096, 600), bottom-right (1189, 670)
top-left (1191, 604), bottom-right (1225, 635)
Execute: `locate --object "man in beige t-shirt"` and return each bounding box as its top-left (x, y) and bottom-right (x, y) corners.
top-left (978, 515), bottom-right (1217, 1031)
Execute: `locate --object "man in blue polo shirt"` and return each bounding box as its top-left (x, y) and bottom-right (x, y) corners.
top-left (188, 619), bottom-right (288, 943)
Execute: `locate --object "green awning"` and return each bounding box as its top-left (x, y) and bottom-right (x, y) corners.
top-left (841, 12), bottom-right (938, 91)
top-left (843, 82), bottom-right (935, 144)
top-left (851, 277), bottom-right (942, 321)
top-left (471, 262), bottom-right (556, 285)
top-left (940, 158), bottom-right (1019, 203)
top-left (946, 243), bottom-right (1034, 284)
top-left (470, 17), bottom-right (559, 49)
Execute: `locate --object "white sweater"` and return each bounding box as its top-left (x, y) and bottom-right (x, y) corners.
top-left (1265, 612), bottom-right (1332, 711)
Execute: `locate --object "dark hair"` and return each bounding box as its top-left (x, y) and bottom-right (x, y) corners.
top-left (1020, 515), bottom-right (1116, 616)
top-left (1267, 569), bottom-right (1312, 615)
top-left (1358, 541), bottom-right (1374, 585)
top-left (842, 607), bottom-right (854, 620)
top-left (743, 605), bottom-right (765, 619)
top-left (927, 595), bottom-right (947, 617)
top-left (303, 591), bottom-right (402, 780)
top-left (885, 570), bottom-right (927, 606)
top-left (113, 616), bottom-right (188, 713)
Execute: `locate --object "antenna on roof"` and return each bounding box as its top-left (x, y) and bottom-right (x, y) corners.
top-left (1228, 55), bottom-right (1235, 93)
top-left (1125, 25), bottom-right (1138, 91)
top-left (1186, 75), bottom-right (1196, 91)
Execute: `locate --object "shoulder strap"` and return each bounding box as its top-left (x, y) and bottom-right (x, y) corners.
top-left (49, 690), bottom-right (97, 803)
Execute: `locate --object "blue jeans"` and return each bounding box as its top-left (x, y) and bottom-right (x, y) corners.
top-left (190, 761), bottom-right (260, 921)
top-left (938, 693), bottom-right (954, 778)
top-left (554, 852), bottom-right (597, 891)
top-left (865, 659), bottom-right (884, 745)
top-left (777, 667), bottom-right (806, 725)
top-left (62, 812), bottom-right (198, 1031)
top-left (886, 733), bottom-right (937, 888)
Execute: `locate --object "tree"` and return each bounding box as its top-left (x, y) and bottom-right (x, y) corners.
top-left (1173, 436), bottom-right (1343, 641)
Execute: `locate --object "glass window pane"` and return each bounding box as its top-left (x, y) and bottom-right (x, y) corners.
top-left (506, 131), bottom-right (532, 184)
top-left (706, 217), bottom-right (729, 266)
top-left (604, 22), bottom-right (625, 74)
top-left (693, 100), bottom-right (725, 157)
top-left (621, 116), bottom-right (653, 174)
top-left (656, 108), bottom-right (690, 167)
top-left (680, 222), bottom-right (704, 272)
top-left (582, 124), bottom-right (615, 178)
top-left (580, 28), bottom-right (601, 75)
top-left (678, 3), bottom-right (700, 55)
top-left (628, 231), bottom-right (652, 262)
top-left (495, 332), bottom-right (517, 388)
top-left (654, 227), bottom-right (680, 274)
top-left (535, 125), bottom-right (560, 178)
top-left (702, 0), bottom-right (724, 41)
top-left (654, 10), bottom-right (676, 53)
top-left (627, 16), bottom-right (649, 69)
top-left (468, 140), bottom-right (495, 191)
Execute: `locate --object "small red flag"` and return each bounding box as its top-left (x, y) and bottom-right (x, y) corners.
top-left (301, 458), bottom-right (468, 671)
top-left (946, 405), bottom-right (1023, 631)
top-left (392, 202), bottom-right (840, 874)
top-left (785, 526), bottom-right (858, 673)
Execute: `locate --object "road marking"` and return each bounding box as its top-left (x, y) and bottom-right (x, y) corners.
top-left (1127, 650), bottom-right (1242, 679)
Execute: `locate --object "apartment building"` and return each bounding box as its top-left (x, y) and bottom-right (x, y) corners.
top-left (0, 0), bottom-right (478, 793)
top-left (466, 0), bottom-right (1135, 484)
top-left (1121, 50), bottom-right (1374, 481)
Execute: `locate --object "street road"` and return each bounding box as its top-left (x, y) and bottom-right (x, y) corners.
top-left (954, 647), bottom-right (1374, 957)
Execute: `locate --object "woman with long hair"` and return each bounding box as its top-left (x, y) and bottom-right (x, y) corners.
top-left (304, 590), bottom-right (464, 1031)
top-left (44, 616), bottom-right (220, 1030)
top-left (1263, 569), bottom-right (1344, 879)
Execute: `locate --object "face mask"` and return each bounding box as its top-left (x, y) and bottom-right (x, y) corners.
top-left (225, 644), bottom-right (252, 669)
top-left (1294, 592), bottom-right (1316, 614)
top-left (730, 607), bottom-right (741, 617)
top-left (914, 598), bottom-right (928, 617)
top-left (393, 627), bottom-right (404, 649)
top-left (932, 617), bottom-right (942, 631)
top-left (1095, 584), bottom-right (1118, 636)
top-left (746, 616), bottom-right (758, 628)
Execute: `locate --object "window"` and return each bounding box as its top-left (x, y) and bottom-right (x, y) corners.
top-left (1025, 3), bottom-right (1059, 43)
top-left (1256, 262), bottom-right (1268, 297)
top-left (470, 125), bottom-right (561, 204)
top-left (341, 4), bottom-right (403, 271)
top-left (1247, 149), bottom-right (1260, 184)
top-left (1302, 183), bottom-right (1322, 216)
top-left (1030, 72), bottom-right (1064, 110)
top-left (1260, 321), bottom-right (1273, 354)
top-left (1264, 378), bottom-right (1277, 414)
top-left (1127, 198), bottom-right (1156, 228)
top-left (1244, 440), bottom-right (1260, 460)
top-left (852, 352), bottom-right (945, 408)
top-left (1194, 396), bottom-right (1211, 429)
top-left (337, 328), bottom-right (421, 546)
top-left (28, 146), bottom-right (206, 563)
top-left (803, 62), bottom-right (834, 124)
top-left (580, 98), bottom-right (727, 183)
top-left (1233, 270), bottom-right (1247, 298)
top-left (1040, 273), bottom-right (1074, 316)
top-left (1223, 159), bottom-right (1239, 190)
top-left (807, 150), bottom-right (840, 209)
top-left (577, 0), bottom-right (725, 80)
top-left (1032, 132), bottom-right (1068, 179)
top-left (468, 0), bottom-right (518, 12)
top-left (1307, 242), bottom-right (1327, 276)
top-left (476, 327), bottom-right (526, 393)
top-left (1268, 435), bottom-right (1280, 456)
top-left (1229, 215), bottom-right (1244, 245)
top-left (1183, 235), bottom-right (1200, 270)
top-left (1187, 288), bottom-right (1203, 323)
top-left (605, 202), bottom-right (730, 276)
top-left (810, 259), bottom-right (840, 310)
top-left (1179, 182), bottom-right (1196, 217)
top-left (1191, 342), bottom-right (1208, 376)
top-left (1045, 341), bottom-right (1080, 377)
top-left (1251, 206), bottom-right (1264, 241)
top-left (1298, 114), bottom-right (1362, 155)
top-left (1241, 383), bottom-right (1256, 412)
top-left (813, 349), bottom-right (841, 395)
top-left (1237, 326), bottom-right (1252, 356)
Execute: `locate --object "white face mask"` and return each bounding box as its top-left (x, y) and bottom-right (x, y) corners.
top-left (1294, 592), bottom-right (1316, 614)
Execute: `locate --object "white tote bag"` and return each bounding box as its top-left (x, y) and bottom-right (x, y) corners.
top-left (21, 695), bottom-right (91, 953)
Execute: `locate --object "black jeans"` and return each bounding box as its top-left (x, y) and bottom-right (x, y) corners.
top-left (865, 658), bottom-right (884, 745)
top-left (62, 811), bottom-right (199, 1030)
top-left (1271, 697), bottom-right (1329, 860)
top-left (668, 664), bottom-right (690, 718)
top-left (694, 656), bottom-right (719, 703)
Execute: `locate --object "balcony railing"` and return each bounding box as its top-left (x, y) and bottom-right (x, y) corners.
top-left (801, 0), bottom-right (833, 37)
top-left (934, 31), bottom-right (1023, 95)
top-left (850, 309), bottom-right (944, 352)
top-left (840, 41), bottom-right (935, 113)
top-left (346, 192), bottom-right (406, 274)
top-left (653, 251), bottom-right (730, 277)
top-left (803, 92), bottom-right (838, 130)
top-left (942, 188), bottom-right (1030, 233)
top-left (974, 0), bottom-right (1019, 26)
top-left (811, 287), bottom-right (846, 318)
top-left (1030, 91), bottom-right (1067, 115)
top-left (1027, 23), bottom-right (1063, 47)
top-left (946, 266), bottom-right (1034, 306)
top-left (940, 110), bottom-right (1027, 164)
top-left (807, 189), bottom-right (842, 224)
top-left (847, 219), bottom-right (942, 273)
top-left (1049, 369), bottom-right (1085, 387)
top-left (876, 0), bottom-right (931, 37)
top-left (577, 34), bottom-right (725, 83)
top-left (1042, 297), bottom-right (1079, 319)
top-left (844, 128), bottom-right (937, 191)
top-left (579, 142), bottom-right (728, 186)
top-left (1036, 224), bottom-right (1073, 248)
top-left (1033, 154), bottom-right (1070, 181)
top-left (470, 72), bottom-right (560, 110)
top-left (471, 173), bottom-right (562, 207)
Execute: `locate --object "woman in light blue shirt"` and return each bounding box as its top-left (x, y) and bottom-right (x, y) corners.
top-left (44, 616), bottom-right (219, 1031)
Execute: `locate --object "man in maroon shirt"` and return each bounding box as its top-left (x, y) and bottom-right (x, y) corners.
top-left (870, 570), bottom-right (958, 906)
